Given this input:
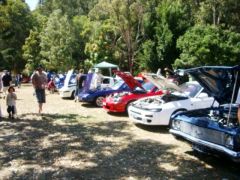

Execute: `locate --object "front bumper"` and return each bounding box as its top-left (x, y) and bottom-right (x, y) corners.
top-left (128, 106), bottom-right (166, 125)
top-left (170, 129), bottom-right (240, 161)
top-left (79, 93), bottom-right (94, 102)
top-left (59, 90), bottom-right (72, 98)
top-left (103, 101), bottom-right (126, 112)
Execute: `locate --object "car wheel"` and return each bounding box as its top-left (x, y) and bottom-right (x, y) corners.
top-left (95, 96), bottom-right (104, 107)
top-left (71, 90), bottom-right (75, 99)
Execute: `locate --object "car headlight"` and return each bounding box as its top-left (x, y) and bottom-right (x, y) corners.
top-left (172, 120), bottom-right (181, 130)
top-left (225, 134), bottom-right (234, 149)
top-left (148, 108), bottom-right (162, 112)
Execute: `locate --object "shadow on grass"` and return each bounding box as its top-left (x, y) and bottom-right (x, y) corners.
top-left (135, 124), bottom-right (170, 134)
top-left (107, 111), bottom-right (128, 118)
top-left (0, 113), bottom-right (239, 179)
top-left (81, 103), bottom-right (97, 108)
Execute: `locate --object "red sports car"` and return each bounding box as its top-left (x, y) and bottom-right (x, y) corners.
top-left (103, 72), bottom-right (165, 113)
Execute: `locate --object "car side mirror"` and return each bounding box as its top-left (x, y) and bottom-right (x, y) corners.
top-left (198, 92), bottom-right (208, 98)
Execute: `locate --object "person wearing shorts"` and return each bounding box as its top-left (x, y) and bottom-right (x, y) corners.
top-left (31, 66), bottom-right (47, 114)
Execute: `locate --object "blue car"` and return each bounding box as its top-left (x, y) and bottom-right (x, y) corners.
top-left (79, 71), bottom-right (143, 107)
top-left (170, 65), bottom-right (240, 162)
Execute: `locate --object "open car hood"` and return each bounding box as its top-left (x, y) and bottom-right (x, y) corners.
top-left (184, 65), bottom-right (240, 104)
top-left (144, 74), bottom-right (182, 92)
top-left (114, 70), bottom-right (143, 91)
top-left (82, 73), bottom-right (94, 92)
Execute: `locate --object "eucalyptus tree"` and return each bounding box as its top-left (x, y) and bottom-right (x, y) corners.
top-left (40, 10), bottom-right (74, 71)
top-left (72, 15), bottom-right (93, 69)
top-left (38, 0), bottom-right (99, 17)
top-left (137, 0), bottom-right (193, 72)
top-left (88, 0), bottom-right (146, 73)
top-left (195, 0), bottom-right (240, 32)
top-left (0, 0), bottom-right (32, 72)
top-left (22, 12), bottom-right (48, 73)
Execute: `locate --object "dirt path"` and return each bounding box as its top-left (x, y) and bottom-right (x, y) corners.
top-left (0, 85), bottom-right (239, 179)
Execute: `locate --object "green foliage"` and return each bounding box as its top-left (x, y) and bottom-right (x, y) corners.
top-left (86, 0), bottom-right (146, 73)
top-left (38, 0), bottom-right (98, 17)
top-left (196, 0), bottom-right (240, 32)
top-left (22, 30), bottom-right (42, 72)
top-left (136, 40), bottom-right (154, 71)
top-left (71, 15), bottom-right (91, 68)
top-left (85, 20), bottom-right (119, 65)
top-left (1, 0), bottom-right (240, 74)
top-left (137, 0), bottom-right (193, 72)
top-left (175, 25), bottom-right (240, 68)
top-left (0, 0), bottom-right (32, 72)
top-left (40, 10), bottom-right (74, 71)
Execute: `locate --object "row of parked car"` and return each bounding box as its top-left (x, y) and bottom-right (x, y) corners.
top-left (58, 65), bottom-right (240, 162)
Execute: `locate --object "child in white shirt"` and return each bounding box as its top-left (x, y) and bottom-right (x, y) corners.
top-left (6, 86), bottom-right (17, 119)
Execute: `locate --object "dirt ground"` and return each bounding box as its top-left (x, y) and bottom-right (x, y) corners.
top-left (0, 84), bottom-right (239, 179)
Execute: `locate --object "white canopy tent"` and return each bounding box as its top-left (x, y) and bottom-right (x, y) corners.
top-left (93, 61), bottom-right (119, 77)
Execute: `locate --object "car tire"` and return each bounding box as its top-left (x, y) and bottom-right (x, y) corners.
top-left (95, 96), bottom-right (104, 107)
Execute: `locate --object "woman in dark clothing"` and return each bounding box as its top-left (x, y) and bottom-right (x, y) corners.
top-left (74, 69), bottom-right (85, 102)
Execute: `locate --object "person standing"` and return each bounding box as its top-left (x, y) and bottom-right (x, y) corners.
top-left (6, 86), bottom-right (17, 119)
top-left (2, 70), bottom-right (12, 98)
top-left (94, 69), bottom-right (103, 90)
top-left (15, 73), bottom-right (22, 88)
top-left (31, 66), bottom-right (47, 114)
top-left (74, 69), bottom-right (85, 102)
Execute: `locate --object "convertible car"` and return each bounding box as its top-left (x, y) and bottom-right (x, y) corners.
top-left (79, 71), bottom-right (143, 107)
top-left (128, 76), bottom-right (218, 125)
top-left (102, 74), bottom-right (165, 113)
top-left (170, 65), bottom-right (240, 162)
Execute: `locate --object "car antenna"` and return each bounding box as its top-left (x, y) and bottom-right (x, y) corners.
top-left (227, 71), bottom-right (238, 126)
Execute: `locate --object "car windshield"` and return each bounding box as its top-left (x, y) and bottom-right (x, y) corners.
top-left (112, 80), bottom-right (124, 90)
top-left (135, 81), bottom-right (154, 92)
top-left (179, 82), bottom-right (202, 97)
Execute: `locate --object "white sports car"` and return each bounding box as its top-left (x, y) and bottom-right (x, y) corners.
top-left (128, 80), bottom-right (218, 126)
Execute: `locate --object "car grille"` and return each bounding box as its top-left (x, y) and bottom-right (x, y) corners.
top-left (179, 121), bottom-right (225, 146)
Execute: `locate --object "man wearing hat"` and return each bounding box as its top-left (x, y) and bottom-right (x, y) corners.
top-left (31, 65), bottom-right (48, 114)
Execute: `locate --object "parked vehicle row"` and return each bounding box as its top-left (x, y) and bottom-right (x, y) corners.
top-left (58, 65), bottom-right (240, 162)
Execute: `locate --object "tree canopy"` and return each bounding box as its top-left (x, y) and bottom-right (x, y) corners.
top-left (0, 0), bottom-right (239, 74)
